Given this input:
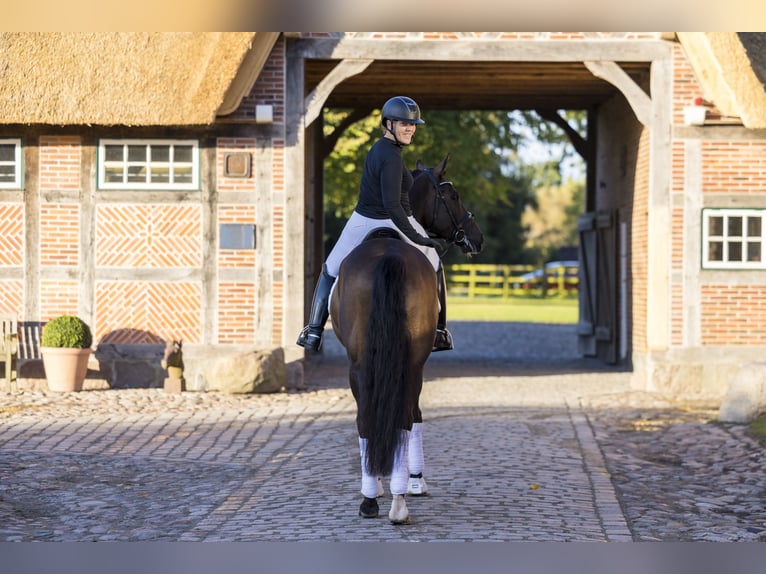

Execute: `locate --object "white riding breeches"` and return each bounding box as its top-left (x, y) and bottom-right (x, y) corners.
top-left (325, 211), bottom-right (440, 277)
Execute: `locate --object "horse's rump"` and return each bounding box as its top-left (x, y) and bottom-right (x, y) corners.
top-left (331, 238), bottom-right (438, 476)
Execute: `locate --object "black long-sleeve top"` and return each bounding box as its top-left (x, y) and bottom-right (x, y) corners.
top-left (354, 137), bottom-right (423, 243)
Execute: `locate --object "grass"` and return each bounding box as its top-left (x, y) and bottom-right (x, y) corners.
top-left (747, 417), bottom-right (766, 447)
top-left (447, 295), bottom-right (579, 324)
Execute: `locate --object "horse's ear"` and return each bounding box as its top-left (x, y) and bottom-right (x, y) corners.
top-left (416, 159), bottom-right (425, 171)
top-left (436, 154), bottom-right (450, 177)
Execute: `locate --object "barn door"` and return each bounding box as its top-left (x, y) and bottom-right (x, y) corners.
top-left (577, 210), bottom-right (618, 363)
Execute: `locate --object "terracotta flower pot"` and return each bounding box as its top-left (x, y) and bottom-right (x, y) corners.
top-left (41, 347), bottom-right (92, 392)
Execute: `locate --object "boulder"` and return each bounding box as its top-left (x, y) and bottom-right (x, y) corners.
top-left (205, 347), bottom-right (285, 394)
top-left (717, 362), bottom-right (766, 423)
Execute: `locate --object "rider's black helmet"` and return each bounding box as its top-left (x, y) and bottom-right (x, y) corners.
top-left (381, 96), bottom-right (425, 126)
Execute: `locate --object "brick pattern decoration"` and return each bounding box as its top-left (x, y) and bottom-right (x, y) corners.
top-left (40, 280), bottom-right (80, 321)
top-left (0, 204), bottom-right (23, 266)
top-left (218, 205), bottom-right (257, 268)
top-left (217, 282), bottom-right (256, 344)
top-left (217, 137), bottom-right (256, 192)
top-left (94, 281), bottom-right (201, 344)
top-left (701, 285), bottom-right (766, 345)
top-left (39, 136), bottom-right (80, 190)
top-left (0, 280), bottom-right (23, 318)
top-left (701, 141), bottom-right (766, 193)
top-left (230, 38), bottom-right (285, 123)
top-left (40, 204), bottom-right (79, 267)
top-left (96, 205), bottom-right (202, 268)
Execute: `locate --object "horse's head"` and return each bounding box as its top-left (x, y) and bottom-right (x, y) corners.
top-left (410, 155), bottom-right (484, 256)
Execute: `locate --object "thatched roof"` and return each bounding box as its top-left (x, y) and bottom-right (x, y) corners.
top-left (677, 32), bottom-right (766, 129)
top-left (0, 32), bottom-right (278, 126)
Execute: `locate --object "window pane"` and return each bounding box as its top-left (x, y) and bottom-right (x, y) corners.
top-left (174, 145), bottom-right (193, 163)
top-left (708, 216), bottom-right (723, 236)
top-left (127, 145), bottom-right (146, 162)
top-left (747, 216), bottom-right (762, 237)
top-left (748, 242), bottom-right (761, 262)
top-left (728, 241), bottom-right (742, 261)
top-left (0, 165), bottom-right (14, 182)
top-left (151, 145), bottom-right (170, 163)
top-left (104, 145), bottom-right (123, 162)
top-left (728, 216), bottom-right (743, 237)
top-left (0, 144), bottom-right (15, 162)
top-left (104, 166), bottom-right (124, 183)
top-left (173, 166), bottom-right (193, 184)
top-left (150, 166), bottom-right (170, 184)
top-left (127, 166), bottom-right (146, 183)
top-left (708, 241), bottom-right (723, 261)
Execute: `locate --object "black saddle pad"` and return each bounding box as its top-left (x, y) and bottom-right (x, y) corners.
top-left (364, 227), bottom-right (402, 241)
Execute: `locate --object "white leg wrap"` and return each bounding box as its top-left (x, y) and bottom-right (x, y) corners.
top-left (408, 422), bottom-right (424, 476)
top-left (389, 431), bottom-right (410, 495)
top-left (358, 437), bottom-right (380, 498)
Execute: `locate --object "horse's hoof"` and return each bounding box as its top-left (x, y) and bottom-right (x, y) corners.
top-left (407, 475), bottom-right (428, 496)
top-left (388, 494), bottom-right (410, 525)
top-left (359, 497), bottom-right (379, 518)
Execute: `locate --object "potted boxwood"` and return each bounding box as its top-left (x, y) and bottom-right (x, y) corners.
top-left (40, 315), bottom-right (93, 392)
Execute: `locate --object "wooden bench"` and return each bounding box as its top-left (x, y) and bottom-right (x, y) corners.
top-left (1, 318), bottom-right (45, 392)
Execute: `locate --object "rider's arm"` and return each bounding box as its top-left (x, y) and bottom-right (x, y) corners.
top-left (380, 160), bottom-right (437, 247)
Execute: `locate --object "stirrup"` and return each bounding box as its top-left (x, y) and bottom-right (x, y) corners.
top-left (432, 328), bottom-right (454, 352)
top-left (296, 326), bottom-right (323, 351)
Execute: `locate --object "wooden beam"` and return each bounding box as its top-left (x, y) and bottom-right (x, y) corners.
top-left (295, 38), bottom-right (671, 63)
top-left (304, 59), bottom-right (373, 126)
top-left (584, 61), bottom-right (652, 126)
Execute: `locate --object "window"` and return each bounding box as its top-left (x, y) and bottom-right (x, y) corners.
top-left (702, 208), bottom-right (766, 269)
top-left (0, 139), bottom-right (22, 189)
top-left (98, 139), bottom-right (199, 190)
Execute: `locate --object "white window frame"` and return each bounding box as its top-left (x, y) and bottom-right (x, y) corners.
top-left (98, 139), bottom-right (199, 190)
top-left (0, 138), bottom-right (22, 189)
top-left (702, 208), bottom-right (766, 270)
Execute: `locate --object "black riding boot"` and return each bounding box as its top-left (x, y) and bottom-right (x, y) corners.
top-left (296, 266), bottom-right (335, 351)
top-left (433, 264), bottom-right (454, 352)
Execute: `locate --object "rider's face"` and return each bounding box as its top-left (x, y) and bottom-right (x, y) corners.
top-left (389, 120), bottom-right (416, 144)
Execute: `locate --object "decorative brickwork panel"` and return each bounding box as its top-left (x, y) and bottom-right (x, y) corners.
top-left (217, 138), bottom-right (256, 192)
top-left (218, 205), bottom-right (257, 268)
top-left (0, 204), bottom-right (23, 266)
top-left (230, 39), bottom-right (285, 122)
top-left (217, 282), bottom-right (255, 344)
top-left (0, 280), bottom-right (23, 317)
top-left (40, 204), bottom-right (79, 266)
top-left (701, 142), bottom-right (766, 194)
top-left (701, 285), bottom-right (766, 345)
top-left (39, 135), bottom-right (81, 191)
top-left (40, 280), bottom-right (79, 320)
top-left (96, 204), bottom-right (202, 268)
top-left (95, 281), bottom-right (201, 344)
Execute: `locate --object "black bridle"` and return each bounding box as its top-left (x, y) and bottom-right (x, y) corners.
top-left (421, 169), bottom-right (477, 254)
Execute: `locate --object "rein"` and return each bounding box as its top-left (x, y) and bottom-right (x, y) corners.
top-left (421, 169), bottom-right (476, 254)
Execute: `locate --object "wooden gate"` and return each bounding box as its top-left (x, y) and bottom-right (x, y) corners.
top-left (577, 210), bottom-right (618, 363)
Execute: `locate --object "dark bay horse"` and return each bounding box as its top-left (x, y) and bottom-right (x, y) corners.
top-left (330, 155), bottom-right (483, 524)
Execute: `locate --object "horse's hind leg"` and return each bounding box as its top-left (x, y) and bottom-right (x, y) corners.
top-left (388, 432), bottom-right (411, 524)
top-left (407, 422), bottom-right (428, 496)
top-left (358, 438), bottom-right (384, 518)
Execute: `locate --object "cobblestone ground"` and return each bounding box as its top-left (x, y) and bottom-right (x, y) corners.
top-left (0, 322), bottom-right (764, 542)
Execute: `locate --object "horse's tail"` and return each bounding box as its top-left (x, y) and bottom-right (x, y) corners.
top-left (361, 253), bottom-right (410, 477)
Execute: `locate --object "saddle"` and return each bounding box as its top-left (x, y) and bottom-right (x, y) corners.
top-left (363, 227), bottom-right (402, 242)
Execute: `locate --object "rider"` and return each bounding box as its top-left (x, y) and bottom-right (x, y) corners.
top-left (296, 95), bottom-right (454, 353)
